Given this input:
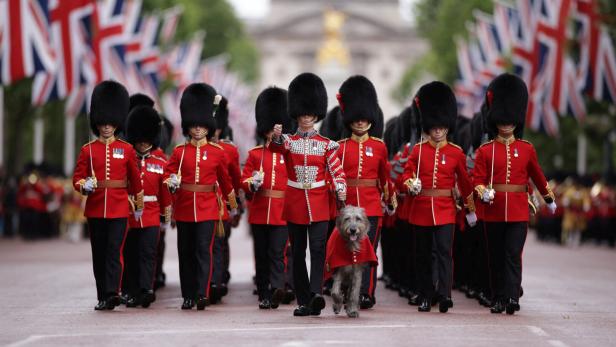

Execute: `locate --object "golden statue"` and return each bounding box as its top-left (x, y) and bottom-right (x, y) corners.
top-left (317, 9), bottom-right (350, 66)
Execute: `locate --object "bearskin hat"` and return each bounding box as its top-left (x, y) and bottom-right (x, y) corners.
top-left (371, 106), bottom-right (385, 138)
top-left (288, 72), bottom-right (327, 121)
top-left (414, 81), bottom-right (457, 135)
top-left (89, 80), bottom-right (129, 136)
top-left (156, 116), bottom-right (174, 151)
top-left (126, 106), bottom-right (162, 148)
top-left (215, 96), bottom-right (229, 131)
top-left (338, 75), bottom-right (379, 128)
top-left (180, 83), bottom-right (218, 138)
top-left (483, 73), bottom-right (528, 139)
top-left (255, 86), bottom-right (294, 139)
top-left (129, 93), bottom-right (155, 111)
top-left (320, 106), bottom-right (343, 140)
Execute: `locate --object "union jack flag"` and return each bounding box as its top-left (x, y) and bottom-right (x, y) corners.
top-left (159, 5), bottom-right (182, 46)
top-left (0, 0), bottom-right (57, 85)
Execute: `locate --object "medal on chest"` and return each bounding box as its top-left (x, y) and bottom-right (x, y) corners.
top-left (280, 156), bottom-right (284, 164)
top-left (365, 146), bottom-right (374, 157)
top-left (514, 148), bottom-right (519, 158)
top-left (112, 148), bottom-right (124, 159)
top-left (147, 163), bottom-right (163, 174)
top-left (202, 150), bottom-right (207, 161)
top-left (441, 154), bottom-right (446, 165)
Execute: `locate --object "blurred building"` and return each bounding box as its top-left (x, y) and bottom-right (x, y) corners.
top-left (245, 0), bottom-right (428, 121)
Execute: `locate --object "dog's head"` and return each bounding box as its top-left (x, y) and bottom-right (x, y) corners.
top-left (336, 206), bottom-right (370, 244)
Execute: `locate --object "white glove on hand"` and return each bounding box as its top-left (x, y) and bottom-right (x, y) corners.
top-left (168, 174), bottom-right (180, 193)
top-left (482, 188), bottom-right (495, 203)
top-left (335, 182), bottom-right (347, 201)
top-left (251, 171), bottom-right (263, 192)
top-left (230, 208), bottom-right (239, 217)
top-left (408, 178), bottom-right (422, 196)
top-left (466, 212), bottom-right (478, 227)
top-left (82, 177), bottom-right (95, 194)
top-left (133, 209), bottom-right (144, 221)
top-left (547, 201), bottom-right (557, 214)
top-left (160, 222), bottom-right (171, 231)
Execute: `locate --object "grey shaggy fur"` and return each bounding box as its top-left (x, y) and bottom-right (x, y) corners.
top-left (331, 206), bottom-right (370, 318)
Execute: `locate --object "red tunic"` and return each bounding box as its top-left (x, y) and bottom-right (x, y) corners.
top-left (128, 153), bottom-right (172, 229)
top-left (241, 145), bottom-right (287, 225)
top-left (324, 228), bottom-right (378, 280)
top-left (269, 131), bottom-right (346, 224)
top-left (164, 139), bottom-right (235, 223)
top-left (17, 180), bottom-right (48, 213)
top-left (217, 140), bottom-right (241, 221)
top-left (402, 140), bottom-right (474, 227)
top-left (338, 135), bottom-right (393, 217)
top-left (393, 143), bottom-right (414, 222)
top-left (72, 137), bottom-right (143, 219)
top-left (473, 137), bottom-right (552, 223)
top-left (151, 148), bottom-right (168, 160)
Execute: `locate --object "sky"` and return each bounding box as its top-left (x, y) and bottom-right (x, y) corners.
top-left (228, 0), bottom-right (418, 23)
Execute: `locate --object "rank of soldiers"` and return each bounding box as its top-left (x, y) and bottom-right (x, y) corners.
top-left (73, 72), bottom-right (556, 316)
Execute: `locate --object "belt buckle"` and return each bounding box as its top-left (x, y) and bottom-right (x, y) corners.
top-left (302, 182), bottom-right (312, 189)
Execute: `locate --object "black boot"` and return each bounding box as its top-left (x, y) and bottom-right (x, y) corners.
top-left (438, 297), bottom-right (453, 313)
top-left (505, 298), bottom-right (520, 315)
top-left (271, 288), bottom-right (285, 309)
top-left (309, 294), bottom-right (326, 316)
top-left (293, 305), bottom-right (311, 316)
top-left (477, 292), bottom-right (491, 307)
top-left (94, 300), bottom-right (107, 311)
top-left (490, 299), bottom-right (505, 314)
top-left (418, 298), bottom-right (431, 312)
top-left (196, 296), bottom-right (208, 310)
top-left (126, 295), bottom-right (140, 308)
top-left (259, 299), bottom-right (272, 309)
top-left (408, 292), bottom-right (420, 306)
top-left (181, 298), bottom-right (194, 310)
top-left (141, 290), bottom-right (156, 308)
top-left (359, 294), bottom-right (374, 309)
top-left (105, 295), bottom-right (121, 310)
top-left (282, 288), bottom-right (295, 304)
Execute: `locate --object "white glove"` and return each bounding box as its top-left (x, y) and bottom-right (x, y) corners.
top-left (82, 177), bottom-right (95, 194)
top-left (168, 174), bottom-right (180, 193)
top-left (160, 222), bottom-right (171, 230)
top-left (482, 188), bottom-right (495, 203)
top-left (466, 212), bottom-right (478, 227)
top-left (230, 208), bottom-right (239, 217)
top-left (133, 209), bottom-right (144, 221)
top-left (408, 178), bottom-right (422, 196)
top-left (335, 182), bottom-right (347, 201)
top-left (251, 171), bottom-right (263, 192)
top-left (547, 201), bottom-right (557, 214)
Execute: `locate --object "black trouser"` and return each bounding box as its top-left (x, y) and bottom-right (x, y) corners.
top-left (380, 222), bottom-right (393, 279)
top-left (284, 238), bottom-right (294, 289)
top-left (360, 217), bottom-right (381, 297)
top-left (155, 229), bottom-right (167, 284)
top-left (485, 221), bottom-right (527, 301)
top-left (177, 221), bottom-right (215, 299)
top-left (122, 226), bottom-right (160, 296)
top-left (88, 218), bottom-right (128, 300)
top-left (469, 221), bottom-right (491, 296)
top-left (288, 221), bottom-right (328, 306)
top-left (253, 224), bottom-right (289, 300)
top-left (414, 224), bottom-right (454, 301)
top-left (212, 221), bottom-right (231, 286)
top-left (453, 223), bottom-right (470, 288)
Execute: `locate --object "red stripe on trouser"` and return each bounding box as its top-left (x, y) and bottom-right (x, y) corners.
top-left (117, 223), bottom-right (129, 293)
top-left (150, 227), bottom-right (162, 289)
top-left (206, 224), bottom-right (216, 297)
top-left (368, 217), bottom-right (382, 296)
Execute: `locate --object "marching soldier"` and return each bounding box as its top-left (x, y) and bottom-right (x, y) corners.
top-left (336, 75), bottom-right (395, 309)
top-left (270, 73), bottom-right (347, 317)
top-left (210, 97), bottom-right (242, 303)
top-left (242, 86), bottom-right (293, 309)
top-left (163, 83), bottom-right (238, 311)
top-left (72, 81), bottom-right (144, 311)
top-left (123, 105), bottom-right (172, 308)
top-left (473, 73), bottom-right (557, 315)
top-left (402, 81), bottom-right (476, 313)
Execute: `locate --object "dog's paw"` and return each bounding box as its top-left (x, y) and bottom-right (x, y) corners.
top-left (346, 310), bottom-right (359, 318)
top-left (331, 292), bottom-right (343, 305)
top-left (333, 304), bottom-right (341, 314)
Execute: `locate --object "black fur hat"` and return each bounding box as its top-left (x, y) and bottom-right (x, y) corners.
top-left (414, 81), bottom-right (457, 135)
top-left (255, 86), bottom-right (294, 139)
top-left (371, 106), bottom-right (385, 138)
top-left (338, 75), bottom-right (379, 128)
top-left (180, 83), bottom-right (218, 138)
top-left (129, 93), bottom-right (155, 111)
top-left (126, 106), bottom-right (161, 148)
top-left (157, 116), bottom-right (174, 151)
top-left (483, 73), bottom-right (528, 139)
top-left (320, 106), bottom-right (344, 140)
top-left (89, 80), bottom-right (129, 136)
top-left (288, 72), bottom-right (327, 121)
top-left (215, 96), bottom-right (229, 131)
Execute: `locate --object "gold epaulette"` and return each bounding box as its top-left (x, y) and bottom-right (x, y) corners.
top-left (221, 139), bottom-right (237, 147)
top-left (249, 145), bottom-right (264, 151)
top-left (414, 139), bottom-right (428, 147)
top-left (370, 136), bottom-right (384, 143)
top-left (208, 142), bottom-right (223, 150)
top-left (117, 138), bottom-right (131, 145)
top-left (448, 142), bottom-right (462, 151)
top-left (81, 140), bottom-right (96, 148)
top-left (479, 140), bottom-right (494, 149)
top-left (338, 138), bottom-right (349, 143)
top-left (518, 139), bottom-right (533, 145)
top-left (150, 155), bottom-right (167, 163)
top-left (174, 143), bottom-right (186, 149)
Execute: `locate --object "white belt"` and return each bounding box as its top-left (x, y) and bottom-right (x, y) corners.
top-left (144, 195), bottom-right (157, 202)
top-left (287, 180), bottom-right (326, 190)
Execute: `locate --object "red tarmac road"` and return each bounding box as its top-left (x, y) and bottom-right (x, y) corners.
top-left (1, 221), bottom-right (615, 346)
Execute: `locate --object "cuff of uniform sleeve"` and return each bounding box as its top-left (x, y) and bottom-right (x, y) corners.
top-left (465, 193), bottom-right (476, 212)
top-left (227, 190), bottom-right (239, 210)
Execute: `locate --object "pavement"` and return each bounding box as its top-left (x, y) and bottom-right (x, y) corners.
top-left (1, 219), bottom-right (615, 347)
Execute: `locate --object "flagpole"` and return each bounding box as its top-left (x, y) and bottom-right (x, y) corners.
top-left (0, 87), bottom-right (4, 167)
top-left (64, 115), bottom-right (76, 176)
top-left (33, 108), bottom-right (44, 165)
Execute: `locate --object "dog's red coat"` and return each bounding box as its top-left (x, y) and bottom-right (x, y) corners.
top-left (324, 227), bottom-right (378, 280)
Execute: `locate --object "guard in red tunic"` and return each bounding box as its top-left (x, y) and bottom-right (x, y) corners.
top-left (402, 82), bottom-right (476, 313)
top-left (122, 105), bottom-right (172, 308)
top-left (336, 75), bottom-right (395, 309)
top-left (242, 86), bottom-right (294, 309)
top-left (473, 73), bottom-right (556, 315)
top-left (270, 73), bottom-right (347, 317)
top-left (210, 97), bottom-right (241, 302)
top-left (72, 81), bottom-right (144, 311)
top-left (163, 83), bottom-right (238, 311)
